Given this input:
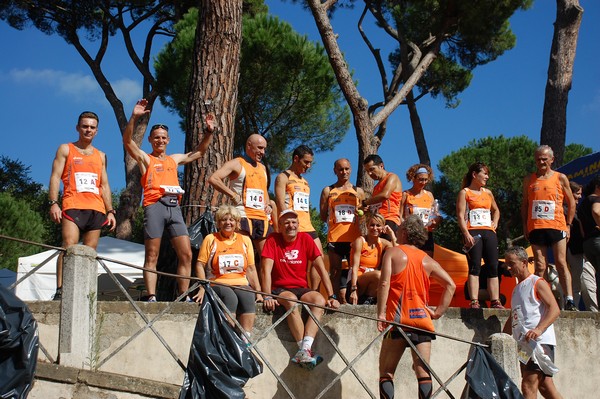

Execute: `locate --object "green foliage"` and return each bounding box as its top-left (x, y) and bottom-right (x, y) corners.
top-left (155, 10), bottom-right (350, 172)
top-left (388, 0), bottom-right (532, 107)
top-left (310, 206), bottom-right (327, 251)
top-left (433, 136), bottom-right (592, 253)
top-left (564, 143), bottom-right (593, 164)
top-left (0, 156), bottom-right (43, 199)
top-left (0, 192), bottom-right (47, 271)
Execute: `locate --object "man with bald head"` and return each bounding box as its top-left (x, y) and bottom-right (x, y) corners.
top-left (209, 134), bottom-right (273, 256)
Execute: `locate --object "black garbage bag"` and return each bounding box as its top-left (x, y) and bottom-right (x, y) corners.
top-left (188, 210), bottom-right (216, 250)
top-left (179, 284), bottom-right (262, 399)
top-left (0, 285), bottom-right (39, 398)
top-left (463, 345), bottom-right (523, 399)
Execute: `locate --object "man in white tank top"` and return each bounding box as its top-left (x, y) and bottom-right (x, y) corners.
top-left (503, 246), bottom-right (563, 399)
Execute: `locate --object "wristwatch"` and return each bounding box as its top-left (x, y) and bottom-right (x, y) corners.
top-left (328, 294), bottom-right (338, 300)
top-left (48, 199), bottom-right (59, 206)
top-left (350, 285), bottom-right (358, 292)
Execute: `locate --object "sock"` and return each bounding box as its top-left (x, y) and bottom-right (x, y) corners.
top-left (566, 296), bottom-right (574, 302)
top-left (418, 377), bottom-right (432, 399)
top-left (379, 377), bottom-right (394, 399)
top-left (297, 341), bottom-right (302, 349)
top-left (301, 336), bottom-right (314, 351)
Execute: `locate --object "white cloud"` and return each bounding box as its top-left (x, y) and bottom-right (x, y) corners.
top-left (112, 78), bottom-right (142, 105)
top-left (7, 68), bottom-right (141, 105)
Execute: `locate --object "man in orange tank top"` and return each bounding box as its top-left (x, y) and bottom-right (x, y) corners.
top-left (376, 215), bottom-right (455, 399)
top-left (208, 134), bottom-right (273, 261)
top-left (275, 145), bottom-right (322, 289)
top-left (319, 158), bottom-right (365, 302)
top-left (521, 145), bottom-right (576, 310)
top-left (123, 99), bottom-right (215, 302)
top-left (48, 111), bottom-right (117, 300)
top-left (362, 154), bottom-right (403, 241)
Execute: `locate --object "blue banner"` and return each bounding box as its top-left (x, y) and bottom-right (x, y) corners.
top-left (557, 152), bottom-right (600, 187)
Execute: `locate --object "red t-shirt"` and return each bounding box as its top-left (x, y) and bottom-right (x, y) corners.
top-left (261, 232), bottom-right (321, 289)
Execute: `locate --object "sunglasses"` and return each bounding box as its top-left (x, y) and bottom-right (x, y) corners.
top-left (150, 124), bottom-right (169, 132)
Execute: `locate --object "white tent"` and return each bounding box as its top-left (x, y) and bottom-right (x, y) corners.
top-left (16, 236), bottom-right (145, 301)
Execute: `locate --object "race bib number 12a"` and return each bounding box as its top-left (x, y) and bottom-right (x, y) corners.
top-left (74, 172), bottom-right (99, 194)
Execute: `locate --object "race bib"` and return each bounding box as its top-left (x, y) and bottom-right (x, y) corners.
top-left (334, 204), bottom-right (356, 223)
top-left (469, 208), bottom-right (492, 227)
top-left (293, 192), bottom-right (309, 212)
top-left (245, 188), bottom-right (265, 210)
top-left (531, 200), bottom-right (555, 220)
top-left (412, 206), bottom-right (431, 225)
top-left (160, 185), bottom-right (185, 195)
top-left (74, 172), bottom-right (99, 194)
top-left (218, 254), bottom-right (245, 275)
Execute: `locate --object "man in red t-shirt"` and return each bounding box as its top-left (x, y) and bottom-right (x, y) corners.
top-left (261, 209), bottom-right (339, 370)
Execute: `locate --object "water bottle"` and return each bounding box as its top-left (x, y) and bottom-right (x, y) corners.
top-left (426, 199), bottom-right (439, 227)
top-left (462, 234), bottom-right (481, 253)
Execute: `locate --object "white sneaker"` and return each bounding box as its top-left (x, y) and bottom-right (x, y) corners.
top-left (291, 349), bottom-right (323, 370)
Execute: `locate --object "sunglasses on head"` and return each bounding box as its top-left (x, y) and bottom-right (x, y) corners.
top-left (151, 124), bottom-right (169, 132)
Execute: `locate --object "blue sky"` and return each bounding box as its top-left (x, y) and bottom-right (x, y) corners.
top-left (1, 1), bottom-right (598, 209)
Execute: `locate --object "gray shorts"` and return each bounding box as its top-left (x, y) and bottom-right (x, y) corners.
top-left (143, 201), bottom-right (189, 240)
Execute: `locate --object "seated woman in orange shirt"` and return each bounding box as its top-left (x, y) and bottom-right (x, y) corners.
top-left (347, 213), bottom-right (395, 304)
top-left (194, 205), bottom-right (262, 338)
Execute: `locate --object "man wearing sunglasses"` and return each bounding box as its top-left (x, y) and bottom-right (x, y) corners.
top-left (123, 99), bottom-right (215, 302)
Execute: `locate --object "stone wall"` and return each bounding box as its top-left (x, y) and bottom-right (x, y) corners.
top-left (28, 301), bottom-right (600, 398)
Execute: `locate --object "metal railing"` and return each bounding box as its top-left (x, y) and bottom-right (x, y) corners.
top-left (2, 234), bottom-right (488, 398)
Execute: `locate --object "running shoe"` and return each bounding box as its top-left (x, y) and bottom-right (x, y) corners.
top-left (470, 300), bottom-right (481, 310)
top-left (564, 300), bottom-right (579, 311)
top-left (52, 288), bottom-right (62, 301)
top-left (490, 300), bottom-right (505, 309)
top-left (147, 295), bottom-right (157, 303)
top-left (362, 296), bottom-right (377, 305)
top-left (291, 349), bottom-right (323, 370)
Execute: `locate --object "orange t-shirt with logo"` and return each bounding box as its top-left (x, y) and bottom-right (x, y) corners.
top-left (198, 232), bottom-right (253, 286)
top-left (463, 188), bottom-right (495, 231)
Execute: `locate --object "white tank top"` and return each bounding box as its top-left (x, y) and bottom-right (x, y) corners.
top-left (511, 274), bottom-right (556, 345)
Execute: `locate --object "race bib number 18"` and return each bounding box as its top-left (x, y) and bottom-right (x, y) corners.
top-left (334, 204), bottom-right (355, 223)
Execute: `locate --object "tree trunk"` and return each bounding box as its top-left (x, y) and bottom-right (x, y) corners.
top-left (540, 0), bottom-right (583, 167)
top-left (406, 90), bottom-right (431, 166)
top-left (183, 0), bottom-right (243, 224)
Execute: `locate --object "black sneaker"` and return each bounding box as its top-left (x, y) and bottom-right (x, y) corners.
top-left (565, 300), bottom-right (579, 311)
top-left (362, 296), bottom-right (377, 305)
top-left (52, 288), bottom-right (62, 301)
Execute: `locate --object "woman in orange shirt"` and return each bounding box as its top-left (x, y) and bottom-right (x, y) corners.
top-left (347, 213), bottom-right (395, 304)
top-left (456, 162), bottom-right (502, 309)
top-left (194, 205), bottom-right (262, 338)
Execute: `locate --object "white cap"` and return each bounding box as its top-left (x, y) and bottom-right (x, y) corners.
top-left (279, 209), bottom-right (298, 219)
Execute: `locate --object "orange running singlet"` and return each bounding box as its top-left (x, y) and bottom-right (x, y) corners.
top-left (526, 172), bottom-right (566, 233)
top-left (283, 172), bottom-right (315, 232)
top-left (231, 157), bottom-right (269, 220)
top-left (372, 173), bottom-right (402, 225)
top-left (141, 155), bottom-right (181, 207)
top-left (61, 143), bottom-right (105, 213)
top-left (463, 188), bottom-right (495, 231)
top-left (327, 185), bottom-right (361, 243)
top-left (385, 245), bottom-right (434, 332)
